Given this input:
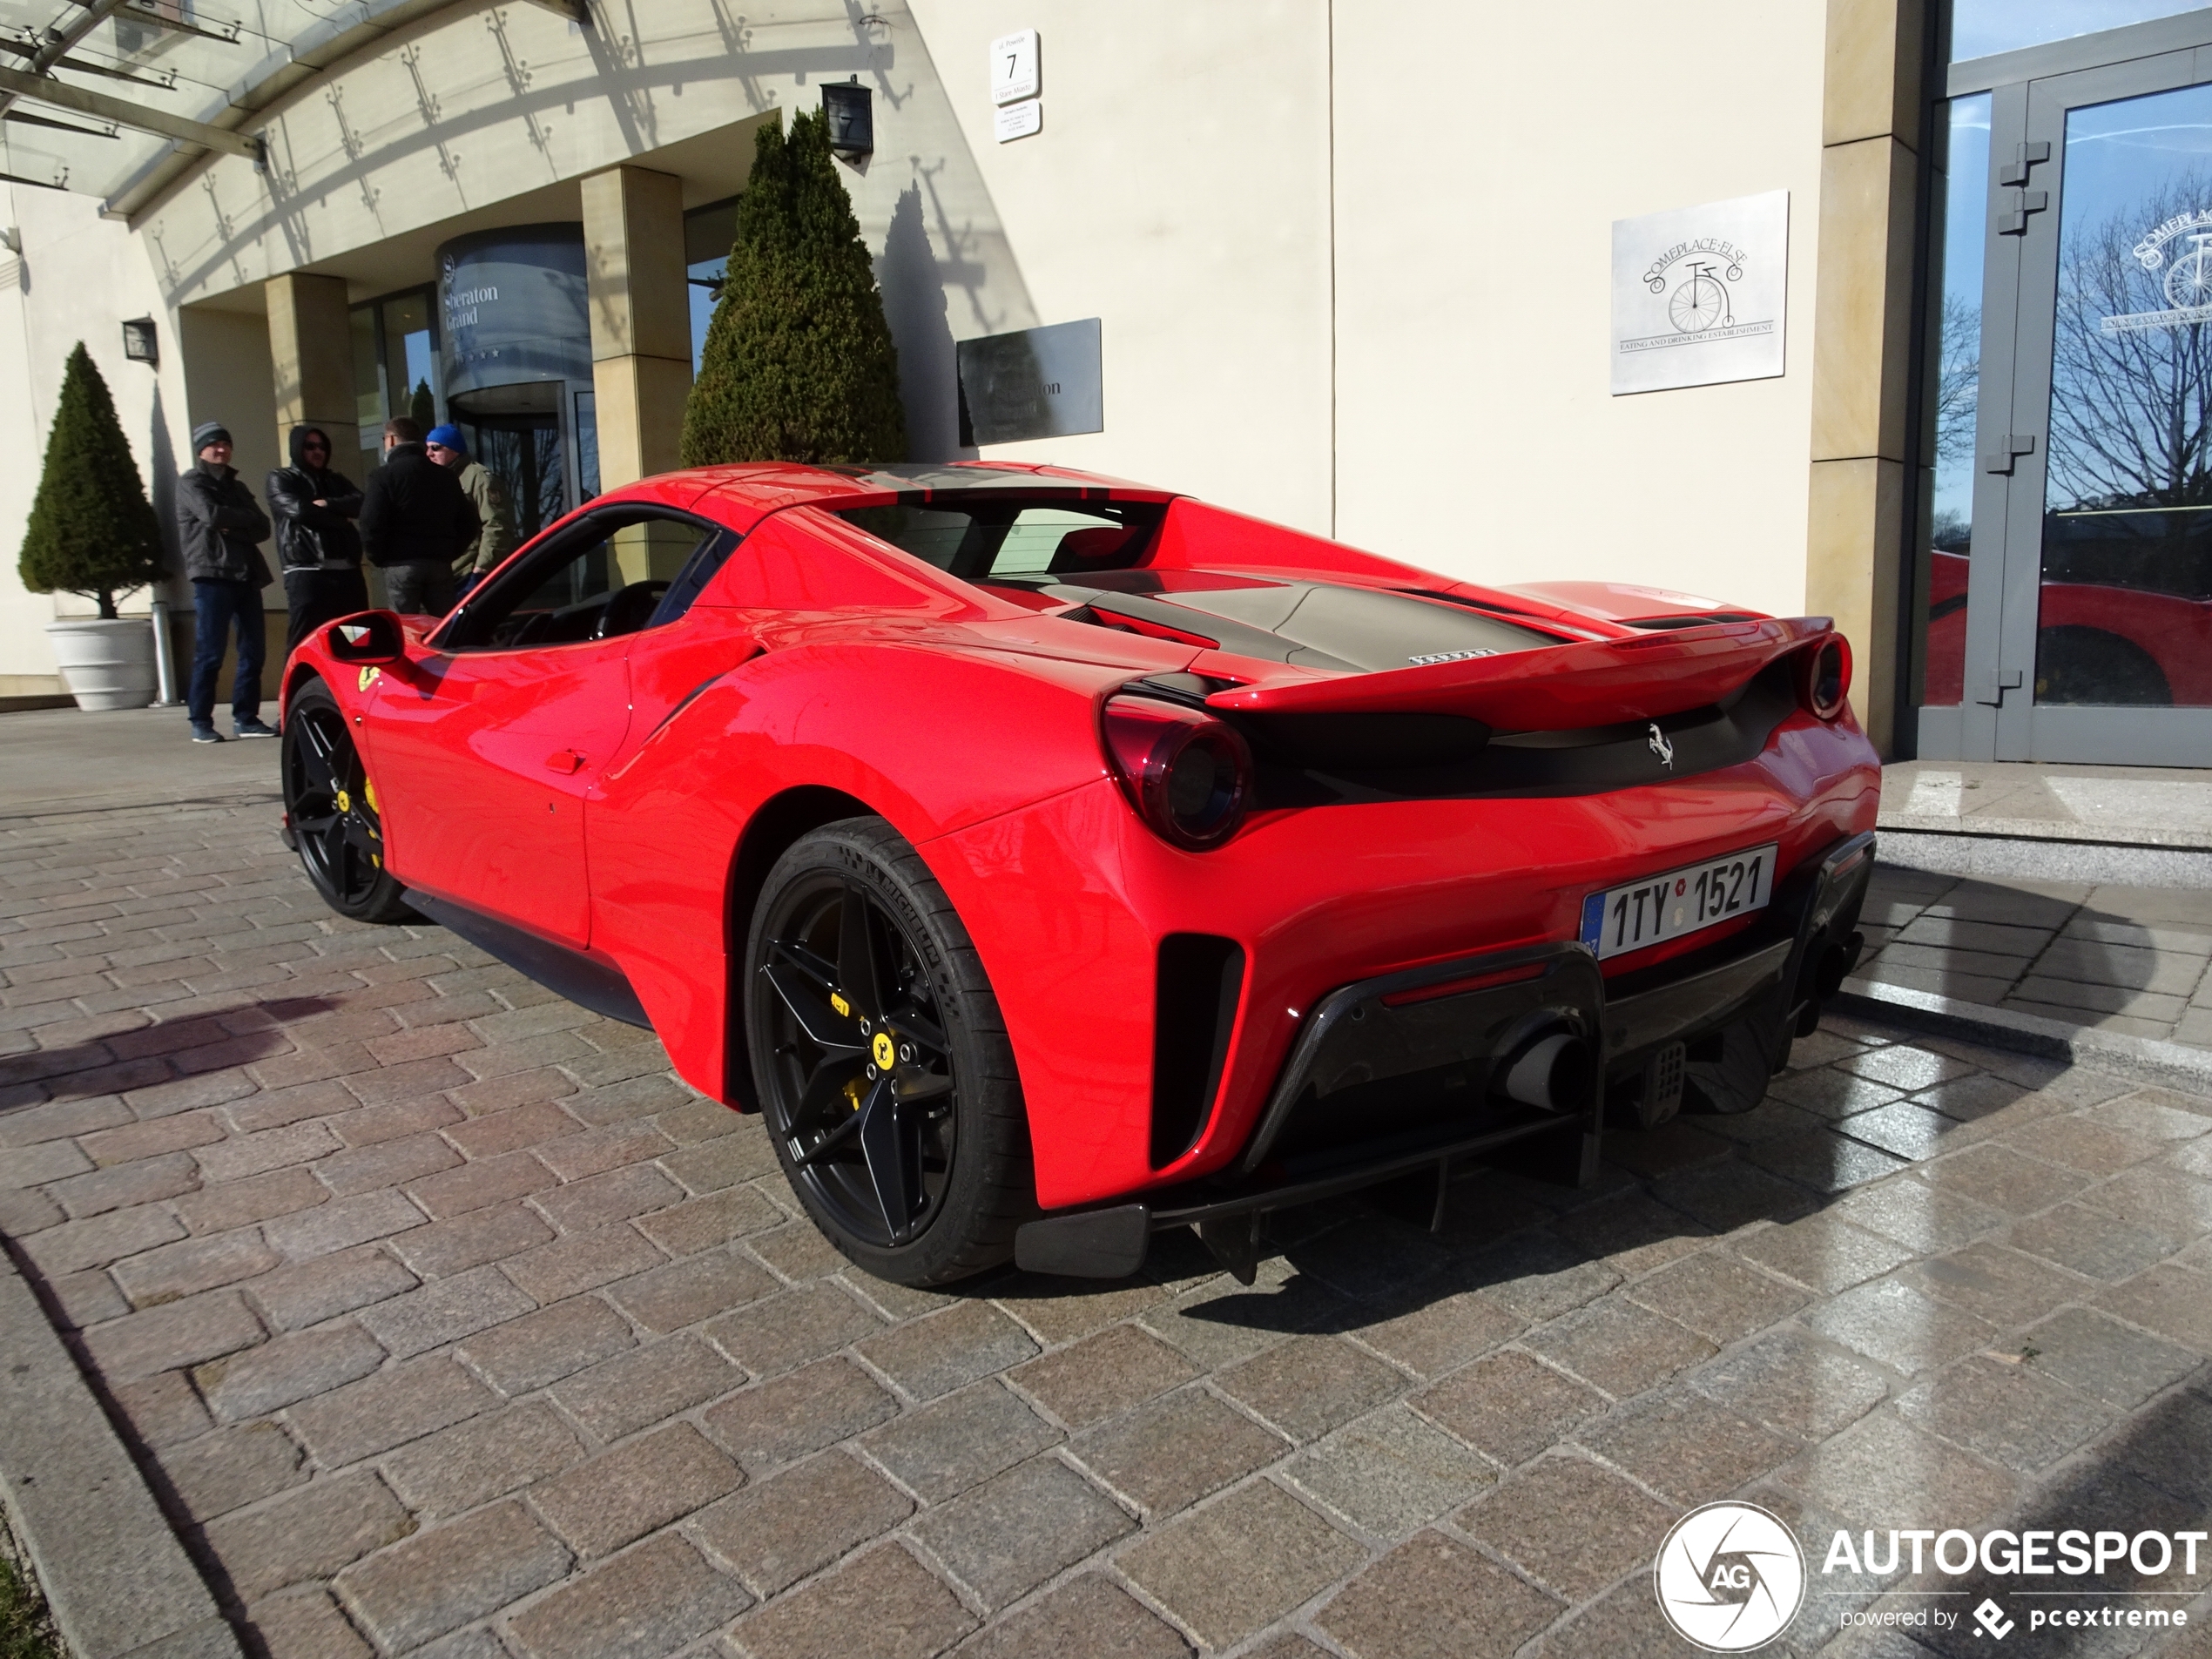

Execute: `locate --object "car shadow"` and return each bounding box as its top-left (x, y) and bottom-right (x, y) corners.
top-left (0, 995), bottom-right (337, 1108)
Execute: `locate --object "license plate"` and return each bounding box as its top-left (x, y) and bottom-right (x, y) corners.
top-left (1579, 843), bottom-right (1778, 961)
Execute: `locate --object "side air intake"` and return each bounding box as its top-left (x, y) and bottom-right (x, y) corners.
top-left (1150, 934), bottom-right (1245, 1168)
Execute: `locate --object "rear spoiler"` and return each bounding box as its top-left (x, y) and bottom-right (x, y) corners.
top-left (1204, 617), bottom-right (1832, 731)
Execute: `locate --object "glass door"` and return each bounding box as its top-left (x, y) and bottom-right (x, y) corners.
top-left (1943, 49), bottom-right (2212, 763)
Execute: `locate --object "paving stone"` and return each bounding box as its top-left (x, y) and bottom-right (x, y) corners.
top-left (1602, 1118), bottom-right (1734, 1178)
top-left (264, 1190), bottom-right (425, 1259)
top-left (1921, 1143), bottom-right (2089, 1216)
top-left (174, 1166), bottom-right (327, 1236)
top-left (1549, 1189), bottom-right (1714, 1276)
top-left (531, 1161), bottom-right (683, 1232)
top-left (384, 1201), bottom-right (554, 1279)
top-left (913, 1454), bottom-right (1134, 1610)
top-left (1581, 1391), bottom-right (1798, 1507)
top-left (1117, 1480), bottom-right (1362, 1651)
top-left (747, 1222), bottom-right (852, 1285)
top-left (1778, 1406), bottom-right (2019, 1532)
top-left (1896, 1353), bottom-right (2114, 1473)
top-left (243, 1246), bottom-right (416, 1332)
top-left (196, 1122), bottom-right (341, 1184)
top-left (1460, 1453), bottom-right (1676, 1602)
top-left (110, 1368), bottom-right (216, 1448)
top-left (1534, 1571), bottom-right (1696, 1658)
top-left (500, 1222), bottom-right (664, 1302)
top-left (854, 1299), bottom-right (1039, 1402)
top-left (1351, 1288), bottom-right (1526, 1380)
top-left (1280, 1399), bottom-right (1496, 1537)
top-left (382, 1401), bottom-right (588, 1519)
top-left (2097, 1263), bottom-right (2212, 1352)
top-left (203, 1470), bottom-right (416, 1599)
top-left (551, 1332), bottom-right (743, 1442)
top-left (44, 1265), bottom-right (127, 1328)
top-left (1070, 1386), bottom-right (1288, 1519)
top-left (1768, 1067), bottom-right (1909, 1120)
top-left (701, 1282), bottom-right (883, 1380)
top-left (81, 1286), bottom-right (266, 1380)
top-left (1628, 1251), bottom-right (1807, 1346)
top-left (1836, 1099), bottom-right (1958, 1161)
top-left (37, 1151), bottom-right (200, 1222)
top-left (327, 1093), bottom-right (466, 1149)
top-left (334, 1500), bottom-right (572, 1653)
top-left (535, 1120), bottom-right (675, 1182)
top-left (701, 1356), bottom-right (900, 1475)
top-left (728, 1541), bottom-right (975, 1659)
top-left (1203, 1334), bottom-right (1403, 1447)
top-left (406, 1150), bottom-right (558, 1219)
top-left (314, 1130), bottom-right (462, 1198)
top-left (288, 1356), bottom-right (497, 1465)
top-left (443, 1100), bottom-right (583, 1159)
top-left (506, 1533), bottom-right (752, 1659)
top-left (690, 1449), bottom-right (914, 1596)
top-left (455, 1294), bottom-right (636, 1395)
top-left (1804, 1276), bottom-right (2000, 1375)
top-left (2080, 1163), bottom-right (2212, 1239)
top-left (2004, 1203), bottom-right (2182, 1282)
top-left (1315, 1529), bottom-right (1561, 1659)
top-left (1521, 1297), bottom-right (1716, 1399)
top-left (1008, 1323), bottom-right (1200, 1430)
top-left (0, 1184), bottom-right (64, 1237)
top-left (246, 1587), bottom-right (374, 1659)
top-left (1827, 1173), bottom-right (2011, 1254)
top-left (1413, 1349), bottom-right (1606, 1467)
top-left (1649, 1158), bottom-right (1819, 1231)
top-left (111, 1227), bottom-right (279, 1307)
top-left (531, 1421), bottom-right (744, 1558)
top-left (654, 1128), bottom-right (783, 1198)
top-left (22, 1202), bottom-right (185, 1274)
top-left (1910, 1240), bottom-right (2094, 1328)
top-left (158, 1421), bottom-right (308, 1521)
top-left (198, 1319), bottom-right (388, 1421)
top-left (1459, 1232), bottom-right (1623, 1324)
top-left (948, 1575), bottom-right (1191, 1659)
top-left (78, 1108), bottom-right (223, 1165)
top-left (354, 1263), bottom-right (537, 1359)
top-left (632, 1185), bottom-right (786, 1258)
top-left (2018, 1306), bottom-right (2202, 1408)
top-left (1688, 1325), bottom-right (1891, 1441)
top-left (853, 1380), bottom-right (1055, 1507)
top-left (606, 1244), bottom-right (779, 1334)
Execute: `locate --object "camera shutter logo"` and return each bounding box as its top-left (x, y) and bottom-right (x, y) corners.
top-left (1654, 1502), bottom-right (1805, 1651)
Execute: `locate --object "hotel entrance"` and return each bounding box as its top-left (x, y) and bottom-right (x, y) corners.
top-left (1919, 6), bottom-right (2212, 764)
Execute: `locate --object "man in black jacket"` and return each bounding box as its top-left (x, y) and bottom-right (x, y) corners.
top-left (178, 421), bottom-right (275, 744)
top-left (269, 425), bottom-right (368, 656)
top-left (360, 416), bottom-right (478, 617)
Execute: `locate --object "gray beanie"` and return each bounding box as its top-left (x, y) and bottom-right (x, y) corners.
top-left (191, 421), bottom-right (232, 454)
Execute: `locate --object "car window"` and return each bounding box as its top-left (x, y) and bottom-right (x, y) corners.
top-left (837, 496), bottom-right (1161, 581)
top-left (441, 510), bottom-right (725, 651)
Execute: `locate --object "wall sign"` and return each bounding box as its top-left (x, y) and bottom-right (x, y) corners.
top-left (1610, 191), bottom-right (1788, 395)
top-left (957, 318), bottom-right (1102, 445)
top-left (995, 101), bottom-right (1042, 143)
top-left (990, 30), bottom-right (1038, 105)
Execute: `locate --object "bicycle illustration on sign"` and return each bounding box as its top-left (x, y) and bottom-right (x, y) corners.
top-left (1666, 261), bottom-right (1735, 334)
top-left (1619, 234), bottom-right (1773, 355)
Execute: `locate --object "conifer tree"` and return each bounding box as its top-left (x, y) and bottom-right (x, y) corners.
top-left (17, 343), bottom-right (165, 619)
top-left (682, 110), bottom-right (907, 465)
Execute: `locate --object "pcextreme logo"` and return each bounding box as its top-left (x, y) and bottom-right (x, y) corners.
top-left (1654, 1502), bottom-right (1806, 1651)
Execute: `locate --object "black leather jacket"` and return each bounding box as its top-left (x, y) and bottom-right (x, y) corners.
top-left (360, 442), bottom-right (479, 570)
top-left (267, 427), bottom-right (364, 573)
top-left (176, 460), bottom-right (273, 586)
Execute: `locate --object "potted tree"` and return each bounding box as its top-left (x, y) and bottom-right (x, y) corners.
top-left (17, 343), bottom-right (168, 709)
top-left (682, 110), bottom-right (907, 465)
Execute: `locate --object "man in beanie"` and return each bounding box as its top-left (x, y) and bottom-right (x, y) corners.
top-left (423, 424), bottom-right (512, 596)
top-left (176, 421), bottom-right (274, 743)
top-left (268, 424), bottom-right (367, 655)
top-left (359, 415), bottom-right (478, 617)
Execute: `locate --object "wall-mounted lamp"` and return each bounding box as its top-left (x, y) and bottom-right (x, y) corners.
top-left (821, 78), bottom-right (873, 163)
top-left (122, 318), bottom-right (158, 366)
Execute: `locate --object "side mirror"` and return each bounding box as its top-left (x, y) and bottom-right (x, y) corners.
top-left (326, 610), bottom-right (406, 664)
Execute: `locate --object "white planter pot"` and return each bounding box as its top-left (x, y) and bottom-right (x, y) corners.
top-left (46, 617), bottom-right (158, 711)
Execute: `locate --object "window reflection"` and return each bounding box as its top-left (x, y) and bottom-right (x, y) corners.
top-left (1919, 94), bottom-right (1990, 710)
top-left (1952, 0), bottom-right (2212, 63)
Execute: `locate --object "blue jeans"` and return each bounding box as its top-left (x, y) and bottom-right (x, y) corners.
top-left (188, 578), bottom-right (265, 727)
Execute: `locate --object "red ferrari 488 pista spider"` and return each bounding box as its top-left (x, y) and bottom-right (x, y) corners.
top-left (278, 463), bottom-right (1879, 1285)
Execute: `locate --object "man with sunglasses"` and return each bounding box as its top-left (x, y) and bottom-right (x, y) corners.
top-left (268, 424), bottom-right (367, 657)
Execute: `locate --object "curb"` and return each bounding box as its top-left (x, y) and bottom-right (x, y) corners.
top-left (1833, 977), bottom-right (2212, 1093)
top-left (1875, 828), bottom-right (2212, 890)
top-left (0, 1245), bottom-right (242, 1659)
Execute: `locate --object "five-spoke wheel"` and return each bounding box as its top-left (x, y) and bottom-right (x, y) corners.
top-left (747, 819), bottom-right (1030, 1284)
top-left (281, 679), bottom-right (415, 923)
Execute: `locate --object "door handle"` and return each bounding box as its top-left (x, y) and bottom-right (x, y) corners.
top-left (1973, 671), bottom-right (2024, 707)
top-left (1983, 434), bottom-right (2036, 475)
top-left (1998, 189), bottom-right (2048, 234)
top-left (544, 750), bottom-right (583, 773)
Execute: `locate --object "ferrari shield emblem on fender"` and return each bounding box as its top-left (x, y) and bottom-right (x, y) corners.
top-left (357, 665), bottom-right (381, 692)
top-left (1648, 724), bottom-right (1676, 769)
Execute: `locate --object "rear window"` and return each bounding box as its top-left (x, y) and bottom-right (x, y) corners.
top-left (837, 496), bottom-right (1163, 581)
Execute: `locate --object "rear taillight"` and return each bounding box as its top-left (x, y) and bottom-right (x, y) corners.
top-left (1801, 634), bottom-right (1851, 720)
top-left (1102, 693), bottom-right (1251, 850)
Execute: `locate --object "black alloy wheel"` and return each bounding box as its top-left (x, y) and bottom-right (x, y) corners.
top-left (747, 819), bottom-right (1031, 1285)
top-left (281, 679), bottom-right (416, 924)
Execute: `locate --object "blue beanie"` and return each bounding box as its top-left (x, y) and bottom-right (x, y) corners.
top-left (425, 423), bottom-right (466, 455)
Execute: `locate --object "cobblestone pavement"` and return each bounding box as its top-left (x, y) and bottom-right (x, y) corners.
top-left (1854, 864), bottom-right (2212, 1049)
top-left (3, 786), bottom-right (2212, 1657)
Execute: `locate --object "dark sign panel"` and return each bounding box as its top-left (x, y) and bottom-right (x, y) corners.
top-left (956, 318), bottom-right (1103, 444)
top-left (437, 224), bottom-right (591, 401)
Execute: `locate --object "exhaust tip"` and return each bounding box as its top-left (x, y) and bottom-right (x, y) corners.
top-left (1501, 1030), bottom-right (1594, 1114)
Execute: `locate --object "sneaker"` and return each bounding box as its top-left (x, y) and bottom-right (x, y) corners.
top-left (190, 725), bottom-right (225, 744)
top-left (233, 718), bottom-right (279, 739)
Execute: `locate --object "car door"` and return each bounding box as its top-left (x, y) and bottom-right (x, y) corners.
top-left (363, 507), bottom-right (709, 948)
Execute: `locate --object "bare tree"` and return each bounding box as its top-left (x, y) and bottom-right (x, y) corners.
top-left (1933, 292), bottom-right (1981, 469)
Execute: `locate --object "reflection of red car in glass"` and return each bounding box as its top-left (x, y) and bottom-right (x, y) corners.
top-left (278, 463), bottom-right (1878, 1285)
top-left (1925, 543), bottom-right (2212, 706)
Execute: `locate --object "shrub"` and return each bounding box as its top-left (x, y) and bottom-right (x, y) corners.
top-left (17, 342), bottom-right (165, 619)
top-left (682, 110), bottom-right (907, 466)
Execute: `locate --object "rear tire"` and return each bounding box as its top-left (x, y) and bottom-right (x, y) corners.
top-left (281, 678), bottom-right (416, 925)
top-left (745, 818), bottom-right (1033, 1285)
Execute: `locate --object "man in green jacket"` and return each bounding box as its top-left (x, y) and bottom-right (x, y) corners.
top-left (424, 425), bottom-right (512, 593)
